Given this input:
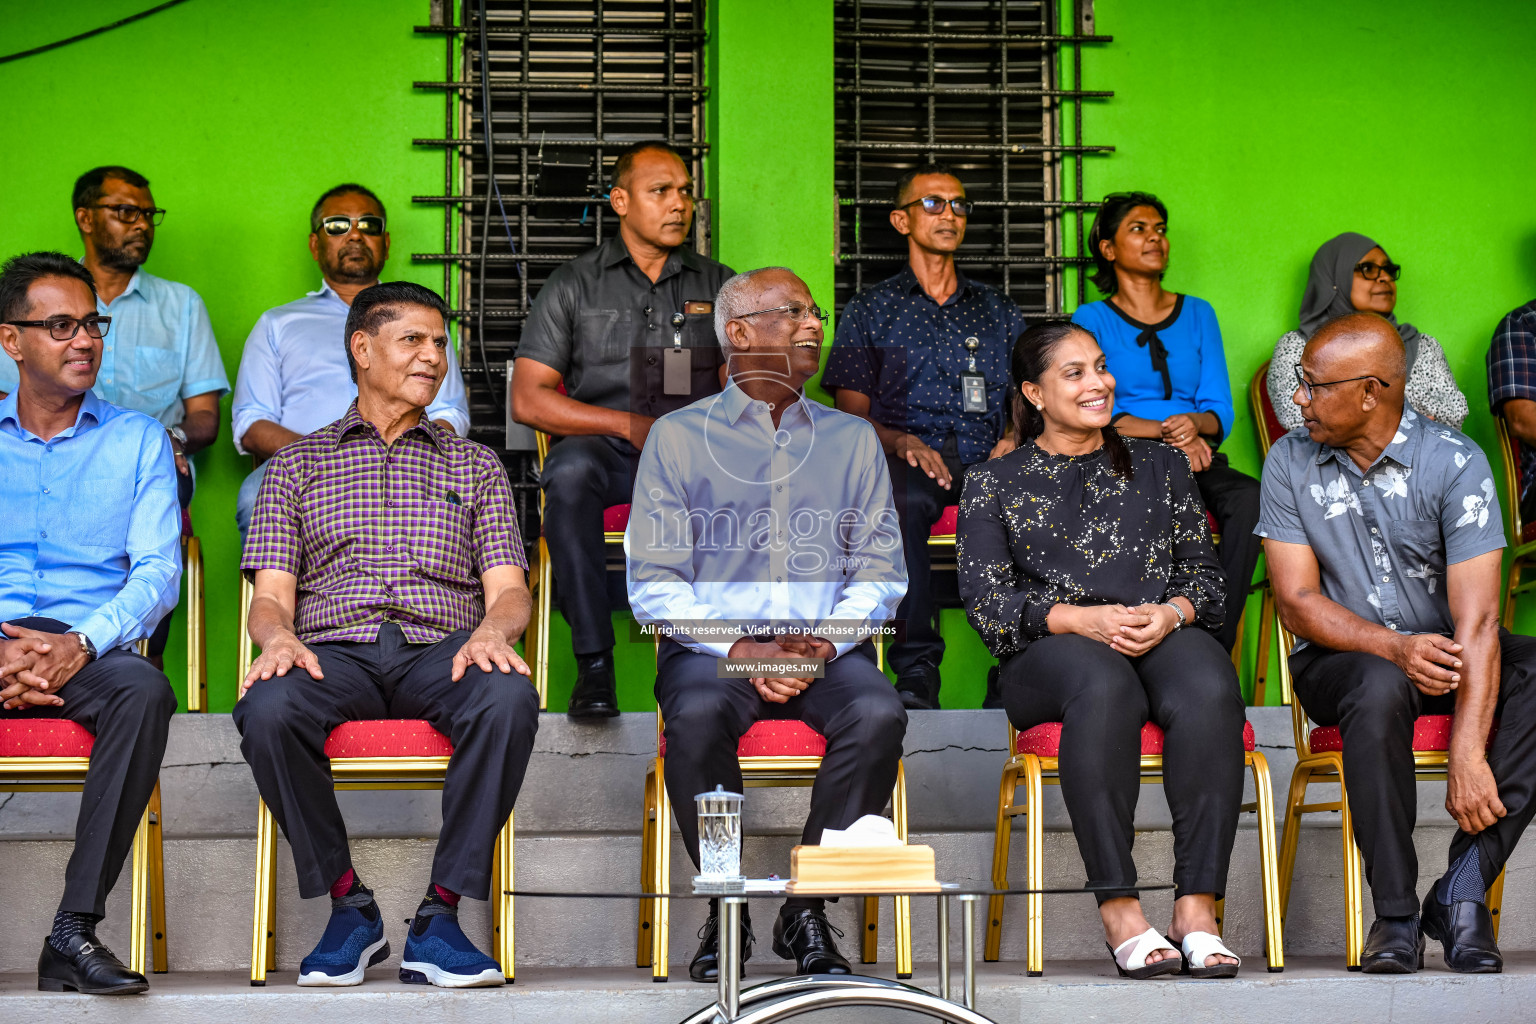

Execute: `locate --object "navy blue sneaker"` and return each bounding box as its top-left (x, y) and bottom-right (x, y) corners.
top-left (400, 911), bottom-right (504, 988)
top-left (297, 901), bottom-right (389, 987)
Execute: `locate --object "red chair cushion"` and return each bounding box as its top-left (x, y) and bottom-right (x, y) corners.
top-left (323, 720), bottom-right (454, 759)
top-left (660, 719), bottom-right (827, 758)
top-left (604, 504), bottom-right (631, 533)
top-left (1205, 510), bottom-right (1220, 537)
top-left (1014, 720), bottom-right (1255, 757)
top-left (931, 506), bottom-right (959, 538)
top-left (0, 720), bottom-right (94, 757)
top-left (1255, 361), bottom-right (1288, 449)
top-left (1309, 714), bottom-right (1456, 753)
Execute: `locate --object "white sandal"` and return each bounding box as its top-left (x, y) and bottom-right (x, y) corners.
top-left (1172, 931), bottom-right (1241, 978)
top-left (1108, 927), bottom-right (1182, 980)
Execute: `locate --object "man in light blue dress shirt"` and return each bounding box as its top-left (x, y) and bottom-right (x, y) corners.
top-left (0, 252), bottom-right (180, 995)
top-left (230, 184), bottom-right (470, 538)
top-left (626, 267), bottom-right (908, 982)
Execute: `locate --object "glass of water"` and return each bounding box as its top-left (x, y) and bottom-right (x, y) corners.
top-left (694, 785), bottom-right (745, 888)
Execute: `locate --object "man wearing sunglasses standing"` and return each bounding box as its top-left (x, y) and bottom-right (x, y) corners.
top-left (230, 184), bottom-right (470, 540)
top-left (0, 166), bottom-right (228, 666)
top-left (0, 252), bottom-right (181, 994)
top-left (513, 141), bottom-right (734, 718)
top-left (822, 164), bottom-right (1025, 710)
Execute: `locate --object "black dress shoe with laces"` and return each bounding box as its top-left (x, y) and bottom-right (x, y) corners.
top-left (688, 905), bottom-right (753, 983)
top-left (1421, 891), bottom-right (1502, 974)
top-left (38, 934), bottom-right (149, 994)
top-left (1359, 914), bottom-right (1423, 974)
top-left (895, 664), bottom-right (939, 711)
top-left (772, 908), bottom-right (852, 975)
top-left (568, 652), bottom-right (620, 719)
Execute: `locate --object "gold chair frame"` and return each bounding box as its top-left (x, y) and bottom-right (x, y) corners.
top-left (1495, 416), bottom-right (1536, 629)
top-left (985, 721), bottom-right (1285, 974)
top-left (637, 711), bottom-right (914, 981)
top-left (1242, 364), bottom-right (1283, 704)
top-left (0, 638), bottom-right (166, 976)
top-left (183, 535), bottom-right (208, 711)
top-left (1272, 616), bottom-right (1506, 969)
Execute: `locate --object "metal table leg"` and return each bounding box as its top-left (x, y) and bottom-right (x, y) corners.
top-left (936, 893), bottom-right (951, 1000)
top-left (960, 894), bottom-right (977, 1010)
top-left (719, 897), bottom-right (742, 1019)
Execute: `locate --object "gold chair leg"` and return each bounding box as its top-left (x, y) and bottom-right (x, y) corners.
top-left (1488, 866), bottom-right (1507, 943)
top-left (129, 794), bottom-right (152, 976)
top-left (238, 572), bottom-right (253, 695)
top-left (534, 537), bottom-right (553, 710)
top-left (1022, 755), bottom-right (1045, 977)
top-left (251, 797), bottom-right (277, 985)
top-left (1248, 753), bottom-right (1284, 971)
top-left (861, 896), bottom-right (880, 965)
top-left (184, 535), bottom-right (207, 712)
top-left (892, 761), bottom-right (912, 978)
top-left (1253, 584), bottom-right (1273, 707)
top-left (651, 757), bottom-right (672, 982)
top-left (985, 763), bottom-right (1019, 962)
top-left (637, 764), bottom-right (657, 968)
top-left (1277, 766), bottom-right (1310, 921)
top-left (1338, 770), bottom-right (1364, 970)
top-left (494, 811), bottom-right (515, 981)
top-left (148, 780), bottom-right (168, 972)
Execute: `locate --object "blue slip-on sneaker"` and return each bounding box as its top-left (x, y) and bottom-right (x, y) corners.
top-left (399, 911), bottom-right (505, 988)
top-left (297, 902), bottom-right (390, 987)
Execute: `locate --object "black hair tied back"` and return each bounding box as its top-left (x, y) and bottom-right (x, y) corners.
top-left (1010, 319), bottom-right (1133, 480)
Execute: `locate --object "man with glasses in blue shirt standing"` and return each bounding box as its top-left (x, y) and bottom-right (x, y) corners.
top-left (230, 184), bottom-right (470, 540)
top-left (0, 252), bottom-right (181, 995)
top-left (1, 166), bottom-right (229, 665)
top-left (822, 164), bottom-right (1025, 710)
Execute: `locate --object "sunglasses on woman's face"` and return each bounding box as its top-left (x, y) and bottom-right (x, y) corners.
top-left (317, 214), bottom-right (386, 237)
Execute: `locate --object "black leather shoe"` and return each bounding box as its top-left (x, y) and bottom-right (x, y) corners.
top-left (1359, 914), bottom-right (1423, 974)
top-left (895, 664), bottom-right (939, 711)
top-left (772, 908), bottom-right (852, 975)
top-left (568, 652), bottom-right (619, 719)
top-left (981, 665), bottom-right (1004, 710)
top-left (38, 934), bottom-right (149, 994)
top-left (1421, 891), bottom-right (1502, 974)
top-left (688, 905), bottom-right (753, 983)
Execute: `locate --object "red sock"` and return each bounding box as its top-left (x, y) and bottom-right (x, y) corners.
top-left (432, 883), bottom-right (461, 907)
top-left (329, 868), bottom-right (357, 899)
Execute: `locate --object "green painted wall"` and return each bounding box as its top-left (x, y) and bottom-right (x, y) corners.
top-left (0, 1), bottom-right (448, 711)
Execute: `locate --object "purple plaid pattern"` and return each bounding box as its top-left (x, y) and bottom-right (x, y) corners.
top-left (242, 403), bottom-right (527, 644)
top-left (1487, 299), bottom-right (1536, 505)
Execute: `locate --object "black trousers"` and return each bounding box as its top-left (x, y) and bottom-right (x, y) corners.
top-left (886, 438), bottom-right (973, 678)
top-left (1193, 455), bottom-right (1262, 653)
top-left (1291, 632), bottom-right (1536, 917)
top-left (233, 624), bottom-right (540, 901)
top-left (655, 639), bottom-right (907, 869)
top-left (0, 617), bottom-right (175, 917)
top-left (540, 434), bottom-right (640, 657)
top-left (999, 629), bottom-right (1246, 902)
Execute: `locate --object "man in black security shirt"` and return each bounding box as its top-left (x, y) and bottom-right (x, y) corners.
top-left (513, 141), bottom-right (733, 717)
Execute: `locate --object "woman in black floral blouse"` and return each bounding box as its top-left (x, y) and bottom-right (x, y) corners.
top-left (958, 319), bottom-right (1246, 979)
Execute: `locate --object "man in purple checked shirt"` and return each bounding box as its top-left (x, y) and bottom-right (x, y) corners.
top-left (235, 281), bottom-right (537, 989)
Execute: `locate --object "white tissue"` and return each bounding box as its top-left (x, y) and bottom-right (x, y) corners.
top-left (819, 815), bottom-right (901, 847)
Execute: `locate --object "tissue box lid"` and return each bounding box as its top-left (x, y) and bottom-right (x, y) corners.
top-left (786, 844), bottom-right (940, 893)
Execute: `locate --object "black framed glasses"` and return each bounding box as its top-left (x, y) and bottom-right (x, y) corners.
top-left (317, 214), bottom-right (386, 237)
top-left (3, 315), bottom-right (112, 341)
top-left (1293, 364), bottom-right (1390, 402)
top-left (899, 195), bottom-right (973, 217)
top-left (736, 303), bottom-right (829, 325)
top-left (91, 203), bottom-right (166, 226)
top-left (1353, 260), bottom-right (1402, 282)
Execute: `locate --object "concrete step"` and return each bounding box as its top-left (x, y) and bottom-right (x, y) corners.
top-left (2, 958), bottom-right (1532, 1024)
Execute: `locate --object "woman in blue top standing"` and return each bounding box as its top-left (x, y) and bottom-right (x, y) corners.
top-left (1072, 192), bottom-right (1259, 653)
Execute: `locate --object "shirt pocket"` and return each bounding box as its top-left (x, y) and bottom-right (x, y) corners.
top-left (579, 308), bottom-right (630, 366)
top-left (133, 346), bottom-right (183, 408)
top-left (404, 502), bottom-right (477, 583)
top-left (1387, 519), bottom-right (1446, 578)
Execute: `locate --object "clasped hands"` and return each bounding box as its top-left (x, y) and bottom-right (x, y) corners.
top-left (726, 635), bottom-right (835, 704)
top-left (0, 623), bottom-right (90, 711)
top-left (1160, 413), bottom-right (1211, 472)
top-left (1049, 603), bottom-right (1181, 657)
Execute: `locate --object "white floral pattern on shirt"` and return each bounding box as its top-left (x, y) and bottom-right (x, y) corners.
top-left (1311, 475), bottom-right (1363, 519)
top-left (1455, 478), bottom-right (1497, 529)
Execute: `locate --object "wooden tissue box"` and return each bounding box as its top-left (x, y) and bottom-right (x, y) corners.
top-left (786, 843), bottom-right (941, 893)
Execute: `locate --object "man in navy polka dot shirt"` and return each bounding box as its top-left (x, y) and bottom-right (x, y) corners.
top-left (822, 164), bottom-right (1026, 709)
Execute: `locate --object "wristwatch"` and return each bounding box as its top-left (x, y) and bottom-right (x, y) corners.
top-left (168, 425), bottom-right (188, 448)
top-left (71, 632), bottom-right (98, 661)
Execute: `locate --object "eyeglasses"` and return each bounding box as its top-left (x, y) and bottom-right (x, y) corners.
top-left (3, 315), bottom-right (112, 341)
top-left (317, 214), bottom-right (386, 237)
top-left (91, 204), bottom-right (166, 226)
top-left (1353, 260), bottom-right (1402, 282)
top-left (899, 195), bottom-right (974, 217)
top-left (1293, 364), bottom-right (1391, 402)
top-left (735, 303), bottom-right (829, 324)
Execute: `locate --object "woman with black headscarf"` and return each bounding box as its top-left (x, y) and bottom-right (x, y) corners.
top-left (1266, 232), bottom-right (1468, 431)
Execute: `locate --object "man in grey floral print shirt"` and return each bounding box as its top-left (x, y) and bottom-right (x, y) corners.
top-left (1258, 312), bottom-right (1536, 975)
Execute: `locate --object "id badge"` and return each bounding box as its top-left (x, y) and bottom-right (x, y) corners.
top-left (663, 346), bottom-right (692, 395)
top-left (961, 373), bottom-right (988, 413)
